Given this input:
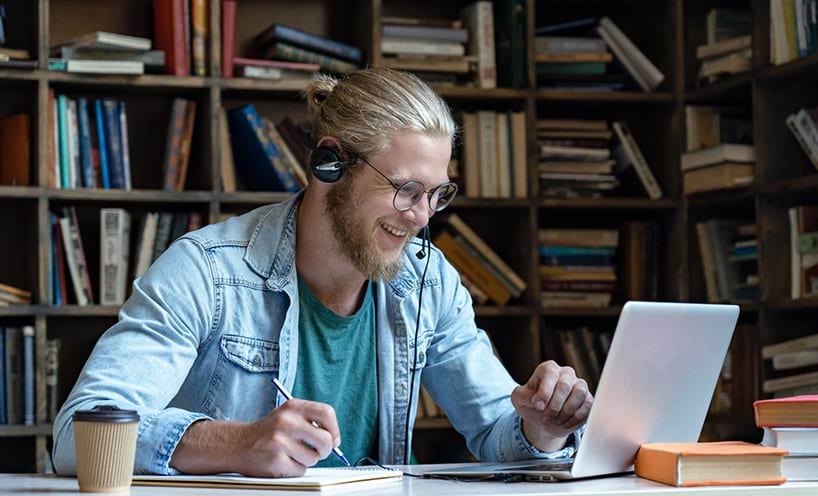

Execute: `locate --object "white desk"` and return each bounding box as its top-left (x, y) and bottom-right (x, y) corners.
top-left (3, 465), bottom-right (817, 496)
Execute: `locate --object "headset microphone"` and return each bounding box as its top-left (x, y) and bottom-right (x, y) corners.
top-left (415, 226), bottom-right (430, 259)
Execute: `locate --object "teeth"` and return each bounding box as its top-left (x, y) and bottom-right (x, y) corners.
top-left (381, 223), bottom-right (408, 237)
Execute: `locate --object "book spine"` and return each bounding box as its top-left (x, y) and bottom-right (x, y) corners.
top-left (162, 99), bottom-right (187, 191)
top-left (265, 24), bottom-right (362, 63)
top-left (477, 111), bottom-right (497, 197)
top-left (68, 207), bottom-right (94, 304)
top-left (0, 328), bottom-right (5, 424)
top-left (434, 230), bottom-right (511, 305)
top-left (221, 0), bottom-right (237, 77)
top-left (119, 102), bottom-right (132, 190)
top-left (381, 38), bottom-right (465, 56)
top-left (94, 100), bottom-right (111, 189)
top-left (5, 327), bottom-right (21, 424)
top-left (151, 212), bottom-right (174, 263)
top-left (461, 1), bottom-right (497, 89)
top-left (153, 0), bottom-right (188, 75)
top-left (57, 96), bottom-right (70, 189)
top-left (245, 109), bottom-right (297, 192)
top-left (599, 17), bottom-right (664, 88)
top-left (267, 42), bottom-right (357, 74)
top-left (45, 339), bottom-right (60, 422)
top-left (176, 101), bottom-right (197, 191)
top-left (50, 91), bottom-right (60, 189)
top-left (613, 122), bottom-right (663, 199)
top-left (77, 98), bottom-right (95, 188)
top-left (100, 208), bottom-right (130, 306)
top-left (66, 99), bottom-right (79, 189)
top-left (21, 326), bottom-right (34, 426)
top-left (192, 0), bottom-right (207, 76)
top-left (102, 100), bottom-right (125, 189)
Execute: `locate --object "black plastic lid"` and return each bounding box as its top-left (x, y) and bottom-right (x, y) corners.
top-left (73, 405), bottom-right (139, 423)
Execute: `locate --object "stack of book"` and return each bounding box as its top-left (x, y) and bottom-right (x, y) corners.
top-left (0, 326), bottom-right (36, 426)
top-left (534, 20), bottom-right (618, 91)
top-left (225, 105), bottom-right (308, 193)
top-left (0, 46), bottom-right (36, 70)
top-left (255, 23), bottom-right (361, 75)
top-left (682, 143), bottom-right (755, 195)
top-left (696, 8), bottom-right (752, 84)
top-left (49, 94), bottom-right (132, 190)
top-left (696, 220), bottom-right (758, 303)
top-left (788, 205), bottom-right (818, 299)
top-left (0, 113), bottom-right (30, 186)
top-left (50, 31), bottom-right (158, 75)
top-left (380, 16), bottom-right (473, 86)
top-left (433, 213), bottom-right (526, 306)
top-left (0, 283), bottom-right (31, 307)
top-left (537, 119), bottom-right (662, 200)
top-left (786, 106), bottom-right (818, 172)
top-left (770, 0), bottom-right (818, 65)
top-left (459, 111), bottom-right (526, 199)
top-left (762, 334), bottom-right (818, 398)
top-left (538, 228), bottom-right (618, 308)
top-left (757, 395), bottom-right (818, 481)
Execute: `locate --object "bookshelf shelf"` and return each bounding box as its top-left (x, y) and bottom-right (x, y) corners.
top-left (0, 305), bottom-right (39, 317)
top-left (685, 187), bottom-right (756, 208)
top-left (540, 306), bottom-right (623, 317)
top-left (534, 90), bottom-right (674, 104)
top-left (763, 174), bottom-right (818, 198)
top-left (40, 305), bottom-right (121, 318)
top-left (47, 189), bottom-right (214, 204)
top-left (414, 418), bottom-right (452, 430)
top-left (46, 72), bottom-right (210, 90)
top-left (474, 305), bottom-right (533, 317)
top-left (215, 191), bottom-right (295, 205)
top-left (219, 77), bottom-right (309, 95)
top-left (434, 86), bottom-right (527, 101)
top-left (0, 425), bottom-right (52, 438)
top-left (0, 70), bottom-right (40, 82)
top-left (451, 197), bottom-right (529, 209)
top-left (757, 53), bottom-right (818, 82)
top-left (538, 198), bottom-right (677, 210)
top-left (685, 74), bottom-right (753, 104)
top-left (765, 297), bottom-right (818, 312)
top-left (0, 186), bottom-right (42, 199)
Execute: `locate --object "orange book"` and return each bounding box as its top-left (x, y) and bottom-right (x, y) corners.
top-left (754, 395), bottom-right (818, 427)
top-left (635, 442), bottom-right (787, 487)
top-left (434, 230), bottom-right (511, 305)
top-left (0, 113), bottom-right (31, 186)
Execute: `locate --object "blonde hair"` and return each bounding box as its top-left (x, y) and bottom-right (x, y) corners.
top-left (303, 67), bottom-right (456, 159)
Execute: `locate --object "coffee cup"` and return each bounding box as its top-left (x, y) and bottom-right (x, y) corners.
top-left (72, 405), bottom-right (139, 493)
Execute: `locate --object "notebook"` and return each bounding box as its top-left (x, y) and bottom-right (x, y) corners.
top-left (132, 466), bottom-right (403, 490)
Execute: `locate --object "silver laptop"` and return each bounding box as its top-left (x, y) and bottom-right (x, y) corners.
top-left (425, 301), bottom-right (739, 481)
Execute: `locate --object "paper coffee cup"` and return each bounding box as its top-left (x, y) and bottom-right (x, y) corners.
top-left (73, 405), bottom-right (139, 493)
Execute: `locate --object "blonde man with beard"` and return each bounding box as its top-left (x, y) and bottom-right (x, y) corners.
top-left (53, 67), bottom-right (592, 477)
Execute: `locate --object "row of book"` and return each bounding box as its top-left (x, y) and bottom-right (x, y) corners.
top-left (537, 119), bottom-right (662, 200)
top-left (0, 283), bottom-right (32, 307)
top-left (771, 0), bottom-right (818, 66)
top-left (534, 17), bottom-right (664, 93)
top-left (539, 229), bottom-right (618, 309)
top-left (49, 94), bottom-right (132, 190)
top-left (762, 333), bottom-right (818, 396)
top-left (695, 220), bottom-right (759, 303)
top-left (789, 205), bottom-right (818, 300)
top-left (459, 111), bottom-right (526, 199)
top-left (696, 9), bottom-right (752, 85)
top-left (0, 326), bottom-right (35, 425)
top-left (786, 105), bottom-right (818, 172)
top-left (549, 326), bottom-right (613, 393)
top-left (432, 214), bottom-right (526, 307)
top-left (50, 207), bottom-right (203, 307)
top-left (683, 105), bottom-right (754, 195)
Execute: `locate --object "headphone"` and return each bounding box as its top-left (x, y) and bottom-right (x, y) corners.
top-left (310, 144), bottom-right (431, 464)
top-left (309, 146), bottom-right (358, 183)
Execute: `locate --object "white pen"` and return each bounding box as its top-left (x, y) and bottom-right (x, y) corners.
top-left (272, 377), bottom-right (351, 466)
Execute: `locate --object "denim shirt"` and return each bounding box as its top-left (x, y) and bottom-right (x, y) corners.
top-left (52, 193), bottom-right (580, 475)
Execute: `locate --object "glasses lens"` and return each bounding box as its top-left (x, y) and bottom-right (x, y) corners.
top-left (395, 181), bottom-right (425, 211)
top-left (430, 183), bottom-right (458, 211)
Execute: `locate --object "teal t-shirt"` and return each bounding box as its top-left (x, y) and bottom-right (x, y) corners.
top-left (292, 275), bottom-right (378, 467)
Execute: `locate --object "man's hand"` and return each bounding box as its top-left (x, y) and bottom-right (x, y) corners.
top-left (171, 399), bottom-right (341, 477)
top-left (511, 360), bottom-right (593, 452)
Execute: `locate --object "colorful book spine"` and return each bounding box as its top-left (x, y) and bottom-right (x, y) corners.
top-left (76, 98), bottom-right (95, 188)
top-left (94, 100), bottom-right (110, 189)
top-left (102, 100), bottom-right (125, 189)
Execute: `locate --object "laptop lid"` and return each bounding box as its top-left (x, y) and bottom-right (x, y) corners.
top-left (423, 301), bottom-right (738, 481)
top-left (569, 301), bottom-right (738, 478)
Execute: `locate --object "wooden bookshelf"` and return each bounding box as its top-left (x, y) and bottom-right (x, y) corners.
top-left (1, 0), bottom-right (816, 472)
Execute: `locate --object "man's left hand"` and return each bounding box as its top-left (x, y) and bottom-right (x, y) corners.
top-left (511, 360), bottom-right (593, 452)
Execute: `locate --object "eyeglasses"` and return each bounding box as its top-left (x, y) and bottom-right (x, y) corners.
top-left (357, 156), bottom-right (458, 212)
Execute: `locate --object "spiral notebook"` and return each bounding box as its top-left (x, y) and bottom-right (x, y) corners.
top-left (132, 466), bottom-right (403, 490)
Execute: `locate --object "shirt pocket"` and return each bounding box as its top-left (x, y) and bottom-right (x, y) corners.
top-left (409, 331), bottom-right (434, 371)
top-left (203, 335), bottom-right (279, 421)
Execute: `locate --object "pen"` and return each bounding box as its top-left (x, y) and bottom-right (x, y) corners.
top-left (272, 377), bottom-right (351, 467)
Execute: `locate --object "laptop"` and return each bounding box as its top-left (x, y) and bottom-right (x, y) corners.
top-left (425, 301), bottom-right (739, 481)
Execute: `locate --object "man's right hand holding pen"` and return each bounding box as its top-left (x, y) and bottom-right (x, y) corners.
top-left (170, 398), bottom-right (342, 477)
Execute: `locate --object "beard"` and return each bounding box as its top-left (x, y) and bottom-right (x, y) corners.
top-left (324, 176), bottom-right (414, 281)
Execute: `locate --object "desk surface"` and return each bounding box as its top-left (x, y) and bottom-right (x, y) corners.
top-left (3, 465), bottom-right (818, 496)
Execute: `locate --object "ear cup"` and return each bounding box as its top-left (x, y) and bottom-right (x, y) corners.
top-left (309, 146), bottom-right (355, 183)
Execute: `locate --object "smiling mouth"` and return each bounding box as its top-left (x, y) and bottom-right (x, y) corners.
top-left (381, 222), bottom-right (409, 237)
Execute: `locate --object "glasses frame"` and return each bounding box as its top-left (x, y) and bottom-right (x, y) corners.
top-left (356, 156), bottom-right (458, 212)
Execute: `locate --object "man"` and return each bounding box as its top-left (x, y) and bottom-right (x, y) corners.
top-left (53, 67), bottom-right (592, 477)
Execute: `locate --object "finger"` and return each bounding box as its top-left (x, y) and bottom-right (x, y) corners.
top-left (298, 401), bottom-right (342, 441)
top-left (530, 362), bottom-right (562, 409)
top-left (562, 394), bottom-right (594, 431)
top-left (511, 384), bottom-right (538, 410)
top-left (281, 436), bottom-right (322, 468)
top-left (554, 380), bottom-right (589, 425)
top-left (542, 368), bottom-right (577, 419)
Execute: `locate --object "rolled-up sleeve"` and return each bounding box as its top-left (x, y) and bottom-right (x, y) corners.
top-left (52, 237), bottom-right (217, 475)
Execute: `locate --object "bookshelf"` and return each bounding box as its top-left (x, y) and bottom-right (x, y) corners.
top-left (0, 0), bottom-right (816, 472)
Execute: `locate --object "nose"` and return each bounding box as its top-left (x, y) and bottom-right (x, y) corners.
top-left (402, 199), bottom-right (432, 229)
